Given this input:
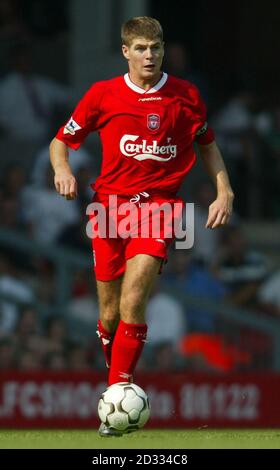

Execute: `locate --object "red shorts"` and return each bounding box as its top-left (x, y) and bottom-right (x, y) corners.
top-left (88, 192), bottom-right (183, 281)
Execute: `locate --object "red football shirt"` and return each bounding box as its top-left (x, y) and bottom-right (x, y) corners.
top-left (56, 73), bottom-right (213, 195)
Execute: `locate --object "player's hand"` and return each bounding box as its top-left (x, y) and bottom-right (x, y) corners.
top-left (54, 171), bottom-right (78, 200)
top-left (205, 191), bottom-right (234, 229)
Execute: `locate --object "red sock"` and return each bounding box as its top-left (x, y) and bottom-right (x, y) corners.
top-left (108, 320), bottom-right (147, 385)
top-left (96, 320), bottom-right (115, 368)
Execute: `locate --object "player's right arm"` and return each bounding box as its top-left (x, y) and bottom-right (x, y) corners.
top-left (49, 137), bottom-right (78, 200)
top-left (49, 82), bottom-right (106, 199)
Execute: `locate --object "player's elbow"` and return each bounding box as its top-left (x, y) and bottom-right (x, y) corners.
top-left (49, 137), bottom-right (66, 153)
top-left (49, 137), bottom-right (57, 152)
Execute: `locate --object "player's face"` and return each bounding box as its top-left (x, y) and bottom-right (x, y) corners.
top-left (122, 37), bottom-right (164, 86)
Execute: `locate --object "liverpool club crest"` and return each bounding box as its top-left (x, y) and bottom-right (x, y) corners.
top-left (147, 113), bottom-right (160, 131)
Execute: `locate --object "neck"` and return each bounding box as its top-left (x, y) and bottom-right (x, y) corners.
top-left (128, 71), bottom-right (162, 91)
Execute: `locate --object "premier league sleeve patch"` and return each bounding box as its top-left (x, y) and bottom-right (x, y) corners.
top-left (196, 121), bottom-right (208, 136)
top-left (63, 117), bottom-right (82, 135)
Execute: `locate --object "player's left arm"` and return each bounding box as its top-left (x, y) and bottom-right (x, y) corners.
top-left (198, 140), bottom-right (234, 229)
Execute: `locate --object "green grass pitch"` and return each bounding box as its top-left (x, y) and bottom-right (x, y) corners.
top-left (0, 429), bottom-right (279, 449)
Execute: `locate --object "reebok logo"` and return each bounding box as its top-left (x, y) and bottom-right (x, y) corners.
top-left (138, 96), bottom-right (162, 102)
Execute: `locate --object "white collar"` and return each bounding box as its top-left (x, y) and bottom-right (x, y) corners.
top-left (124, 72), bottom-right (168, 94)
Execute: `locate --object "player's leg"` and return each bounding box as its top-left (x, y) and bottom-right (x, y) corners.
top-left (96, 277), bottom-right (126, 437)
top-left (97, 278), bottom-right (122, 332)
top-left (96, 278), bottom-right (122, 369)
top-left (91, 224), bottom-right (126, 370)
top-left (108, 254), bottom-right (161, 385)
top-left (120, 254), bottom-right (161, 323)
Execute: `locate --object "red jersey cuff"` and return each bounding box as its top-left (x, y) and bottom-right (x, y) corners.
top-left (55, 132), bottom-right (81, 150)
top-left (195, 126), bottom-right (215, 145)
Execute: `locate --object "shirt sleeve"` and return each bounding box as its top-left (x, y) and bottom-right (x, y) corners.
top-left (55, 82), bottom-right (105, 150)
top-left (189, 84), bottom-right (215, 145)
top-left (195, 121), bottom-right (215, 145)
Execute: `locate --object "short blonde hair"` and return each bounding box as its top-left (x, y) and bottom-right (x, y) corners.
top-left (121, 16), bottom-right (163, 46)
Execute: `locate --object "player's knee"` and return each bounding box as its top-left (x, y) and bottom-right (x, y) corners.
top-left (100, 308), bottom-right (119, 326)
top-left (120, 290), bottom-right (144, 316)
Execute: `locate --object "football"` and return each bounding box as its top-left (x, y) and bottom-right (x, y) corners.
top-left (98, 382), bottom-right (150, 432)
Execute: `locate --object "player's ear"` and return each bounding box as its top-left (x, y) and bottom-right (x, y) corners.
top-left (122, 44), bottom-right (129, 60)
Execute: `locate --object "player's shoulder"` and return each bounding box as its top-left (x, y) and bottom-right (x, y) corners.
top-left (167, 74), bottom-right (201, 101)
top-left (87, 76), bottom-right (124, 94)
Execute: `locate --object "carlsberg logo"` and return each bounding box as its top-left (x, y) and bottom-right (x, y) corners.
top-left (120, 134), bottom-right (177, 162)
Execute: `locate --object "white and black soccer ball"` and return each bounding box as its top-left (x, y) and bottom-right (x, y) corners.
top-left (98, 382), bottom-right (150, 432)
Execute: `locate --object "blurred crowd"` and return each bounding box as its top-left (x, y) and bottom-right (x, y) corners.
top-left (1, 1), bottom-right (280, 374)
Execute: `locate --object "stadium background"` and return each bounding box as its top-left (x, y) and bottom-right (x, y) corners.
top-left (1, 0), bottom-right (280, 433)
